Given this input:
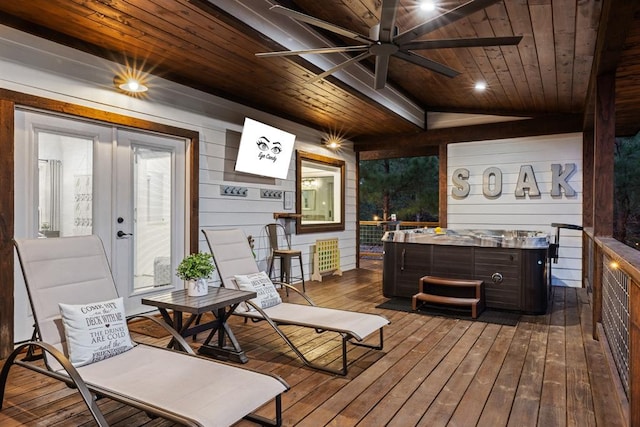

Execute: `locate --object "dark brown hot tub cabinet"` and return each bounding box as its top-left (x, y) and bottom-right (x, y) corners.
top-left (382, 235), bottom-right (549, 314)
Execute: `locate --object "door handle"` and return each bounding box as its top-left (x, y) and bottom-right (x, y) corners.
top-left (117, 230), bottom-right (133, 238)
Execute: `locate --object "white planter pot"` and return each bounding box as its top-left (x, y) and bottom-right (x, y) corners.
top-left (187, 278), bottom-right (209, 297)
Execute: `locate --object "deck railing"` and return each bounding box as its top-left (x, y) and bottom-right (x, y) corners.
top-left (602, 253), bottom-right (630, 397)
top-left (359, 220), bottom-right (439, 259)
top-left (585, 230), bottom-right (640, 426)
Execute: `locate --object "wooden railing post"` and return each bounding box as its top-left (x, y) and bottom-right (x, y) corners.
top-left (593, 243), bottom-right (603, 340)
top-left (0, 99), bottom-right (15, 359)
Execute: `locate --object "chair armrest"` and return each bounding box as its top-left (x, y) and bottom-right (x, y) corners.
top-left (273, 280), bottom-right (316, 306)
top-left (127, 314), bottom-right (196, 355)
top-left (1, 341), bottom-right (109, 426)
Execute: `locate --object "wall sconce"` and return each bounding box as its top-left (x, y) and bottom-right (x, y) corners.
top-left (321, 127), bottom-right (347, 150)
top-left (114, 71), bottom-right (149, 95)
top-left (322, 136), bottom-right (342, 150)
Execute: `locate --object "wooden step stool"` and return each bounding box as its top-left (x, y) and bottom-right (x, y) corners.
top-left (412, 275), bottom-right (484, 319)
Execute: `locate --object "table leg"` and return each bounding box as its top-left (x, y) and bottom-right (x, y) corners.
top-left (160, 309), bottom-right (185, 351)
top-left (152, 309), bottom-right (180, 350)
top-left (197, 304), bottom-right (248, 363)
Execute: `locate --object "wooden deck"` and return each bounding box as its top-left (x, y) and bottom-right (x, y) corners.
top-left (0, 265), bottom-right (626, 426)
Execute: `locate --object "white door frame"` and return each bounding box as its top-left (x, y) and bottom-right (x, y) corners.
top-left (114, 129), bottom-right (186, 313)
top-left (13, 109), bottom-right (190, 340)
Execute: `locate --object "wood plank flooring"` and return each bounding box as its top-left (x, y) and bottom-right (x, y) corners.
top-left (0, 266), bottom-right (626, 426)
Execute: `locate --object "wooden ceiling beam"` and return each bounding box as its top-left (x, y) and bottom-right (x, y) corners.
top-left (353, 114), bottom-right (582, 152)
top-left (359, 145), bottom-right (439, 160)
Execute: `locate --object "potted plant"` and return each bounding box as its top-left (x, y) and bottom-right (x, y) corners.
top-left (176, 252), bottom-right (215, 296)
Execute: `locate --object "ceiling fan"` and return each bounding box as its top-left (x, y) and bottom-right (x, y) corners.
top-left (256, 0), bottom-right (522, 90)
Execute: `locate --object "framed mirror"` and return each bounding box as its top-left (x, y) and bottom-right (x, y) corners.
top-left (296, 151), bottom-right (345, 234)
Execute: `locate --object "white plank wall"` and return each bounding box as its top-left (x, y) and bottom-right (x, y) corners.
top-left (0, 25), bottom-right (358, 286)
top-left (447, 133), bottom-right (583, 287)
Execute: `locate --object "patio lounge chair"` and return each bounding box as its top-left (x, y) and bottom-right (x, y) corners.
top-left (1, 235), bottom-right (288, 427)
top-left (202, 228), bottom-right (389, 376)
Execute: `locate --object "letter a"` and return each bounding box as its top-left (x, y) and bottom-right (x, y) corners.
top-left (515, 165), bottom-right (540, 197)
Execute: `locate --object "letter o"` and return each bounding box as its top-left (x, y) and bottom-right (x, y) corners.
top-left (482, 167), bottom-right (502, 198)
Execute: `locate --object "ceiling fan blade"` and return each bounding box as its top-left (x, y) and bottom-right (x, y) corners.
top-left (378, 0), bottom-right (400, 43)
top-left (401, 36), bottom-right (523, 50)
top-left (306, 51), bottom-right (373, 84)
top-left (270, 5), bottom-right (373, 44)
top-left (394, 50), bottom-right (460, 78)
top-left (394, 0), bottom-right (503, 46)
top-left (256, 45), bottom-right (369, 58)
top-left (374, 54), bottom-right (392, 90)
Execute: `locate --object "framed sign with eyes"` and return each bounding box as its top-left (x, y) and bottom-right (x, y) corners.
top-left (235, 117), bottom-right (296, 179)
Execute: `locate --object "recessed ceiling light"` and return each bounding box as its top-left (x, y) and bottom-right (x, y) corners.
top-left (474, 81), bottom-right (487, 91)
top-left (420, 1), bottom-right (437, 11)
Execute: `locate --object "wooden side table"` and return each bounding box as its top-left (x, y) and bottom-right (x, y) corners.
top-left (142, 287), bottom-right (255, 363)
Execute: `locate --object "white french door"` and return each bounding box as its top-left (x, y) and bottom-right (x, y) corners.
top-left (113, 129), bottom-right (186, 312)
top-left (14, 110), bottom-right (187, 341)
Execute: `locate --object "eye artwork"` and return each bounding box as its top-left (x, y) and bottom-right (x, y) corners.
top-left (256, 136), bottom-right (282, 162)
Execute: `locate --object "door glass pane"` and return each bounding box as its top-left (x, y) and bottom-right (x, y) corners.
top-left (133, 146), bottom-right (172, 291)
top-left (38, 132), bottom-right (93, 237)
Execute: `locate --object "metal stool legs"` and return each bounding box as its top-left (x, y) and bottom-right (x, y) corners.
top-left (268, 250), bottom-right (305, 292)
top-left (266, 223), bottom-right (305, 292)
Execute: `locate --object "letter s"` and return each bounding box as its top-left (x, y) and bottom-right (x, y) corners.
top-left (452, 168), bottom-right (470, 198)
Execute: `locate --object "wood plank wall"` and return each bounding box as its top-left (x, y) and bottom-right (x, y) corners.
top-left (447, 133), bottom-right (583, 287)
top-left (0, 34), bottom-right (355, 356)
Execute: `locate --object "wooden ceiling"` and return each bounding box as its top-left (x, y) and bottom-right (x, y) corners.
top-left (0, 0), bottom-right (639, 147)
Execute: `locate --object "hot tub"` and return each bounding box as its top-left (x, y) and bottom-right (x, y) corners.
top-left (382, 228), bottom-right (550, 314)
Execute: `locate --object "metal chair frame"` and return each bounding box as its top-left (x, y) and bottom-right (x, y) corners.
top-left (266, 223), bottom-right (305, 291)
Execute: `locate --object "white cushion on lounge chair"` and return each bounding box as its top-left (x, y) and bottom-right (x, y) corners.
top-left (59, 297), bottom-right (135, 367)
top-left (69, 345), bottom-right (286, 427)
top-left (233, 272), bottom-right (282, 312)
top-left (12, 235), bottom-right (288, 426)
top-left (15, 236), bottom-right (118, 367)
top-left (244, 303), bottom-right (389, 341)
top-left (203, 228), bottom-right (390, 375)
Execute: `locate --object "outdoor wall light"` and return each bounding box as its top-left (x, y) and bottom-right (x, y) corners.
top-left (321, 127), bottom-right (347, 150)
top-left (114, 71), bottom-right (149, 95)
top-left (324, 137), bottom-right (342, 149)
top-left (119, 79), bottom-right (148, 93)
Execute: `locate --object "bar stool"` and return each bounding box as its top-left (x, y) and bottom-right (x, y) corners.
top-left (266, 223), bottom-right (305, 292)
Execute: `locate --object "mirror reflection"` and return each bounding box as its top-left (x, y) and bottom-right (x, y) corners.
top-left (297, 151), bottom-right (344, 233)
top-left (38, 159), bottom-right (62, 237)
